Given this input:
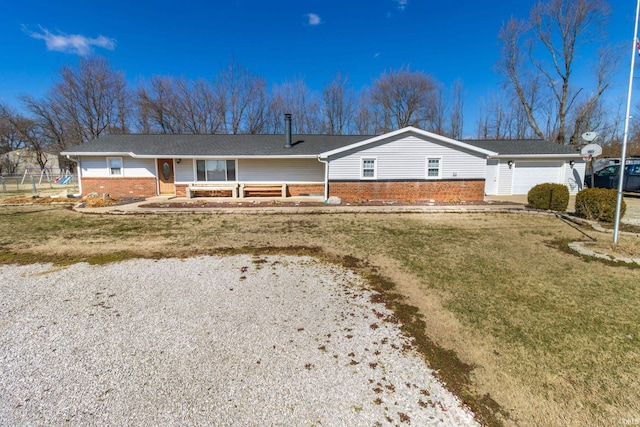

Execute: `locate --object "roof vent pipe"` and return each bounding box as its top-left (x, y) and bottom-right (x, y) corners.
top-left (284, 113), bottom-right (292, 148)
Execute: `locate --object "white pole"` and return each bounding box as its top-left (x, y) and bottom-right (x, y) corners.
top-left (614, 0), bottom-right (640, 244)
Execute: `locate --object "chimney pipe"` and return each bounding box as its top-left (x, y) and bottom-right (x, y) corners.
top-left (284, 113), bottom-right (292, 148)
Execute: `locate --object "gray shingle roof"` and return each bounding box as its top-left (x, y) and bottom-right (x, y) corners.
top-left (62, 133), bottom-right (581, 158)
top-left (462, 139), bottom-right (580, 155)
top-left (61, 134), bottom-right (369, 157)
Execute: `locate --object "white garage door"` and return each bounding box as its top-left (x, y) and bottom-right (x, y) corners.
top-left (512, 162), bottom-right (563, 194)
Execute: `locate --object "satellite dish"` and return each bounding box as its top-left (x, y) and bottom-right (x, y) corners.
top-left (581, 131), bottom-right (598, 142)
top-left (581, 143), bottom-right (603, 157)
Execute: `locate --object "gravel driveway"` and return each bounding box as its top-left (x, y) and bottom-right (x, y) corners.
top-left (0, 255), bottom-right (478, 426)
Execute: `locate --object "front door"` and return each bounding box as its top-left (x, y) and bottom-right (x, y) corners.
top-left (157, 159), bottom-right (175, 195)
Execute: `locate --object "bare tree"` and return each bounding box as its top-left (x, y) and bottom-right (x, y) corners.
top-left (0, 105), bottom-right (26, 173)
top-left (136, 76), bottom-right (182, 134)
top-left (267, 79), bottom-right (322, 134)
top-left (18, 57), bottom-right (130, 154)
top-left (448, 79), bottom-right (464, 139)
top-left (20, 95), bottom-right (74, 155)
top-left (55, 57), bottom-right (130, 142)
top-left (136, 76), bottom-right (227, 134)
top-left (215, 61), bottom-right (269, 134)
top-left (353, 89), bottom-right (377, 135)
top-left (322, 73), bottom-right (356, 134)
top-left (369, 67), bottom-right (439, 132)
top-left (497, 0), bottom-right (615, 145)
top-left (0, 104), bottom-right (52, 170)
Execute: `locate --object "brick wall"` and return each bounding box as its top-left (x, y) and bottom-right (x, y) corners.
top-left (328, 180), bottom-right (485, 202)
top-left (175, 184), bottom-right (188, 198)
top-left (287, 183), bottom-right (324, 197)
top-left (81, 177), bottom-right (157, 198)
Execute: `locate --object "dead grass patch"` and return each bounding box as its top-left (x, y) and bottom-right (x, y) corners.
top-left (0, 196), bottom-right (73, 204)
top-left (0, 195), bottom-right (119, 208)
top-left (587, 236), bottom-right (640, 258)
top-left (0, 206), bottom-right (638, 426)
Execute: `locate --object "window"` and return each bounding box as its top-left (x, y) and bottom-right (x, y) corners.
top-left (426, 157), bottom-right (441, 178)
top-left (361, 158), bottom-right (376, 179)
top-left (196, 160), bottom-right (236, 181)
top-left (107, 157), bottom-right (122, 176)
top-left (596, 166), bottom-right (618, 176)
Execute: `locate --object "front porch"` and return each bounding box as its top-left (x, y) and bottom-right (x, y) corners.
top-left (174, 182), bottom-right (325, 199)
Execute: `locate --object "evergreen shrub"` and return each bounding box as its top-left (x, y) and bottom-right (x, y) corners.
top-left (575, 188), bottom-right (625, 222)
top-left (527, 183), bottom-right (570, 211)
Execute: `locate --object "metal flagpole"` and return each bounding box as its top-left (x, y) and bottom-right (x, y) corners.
top-left (614, 0), bottom-right (640, 244)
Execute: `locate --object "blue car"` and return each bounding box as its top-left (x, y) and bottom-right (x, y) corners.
top-left (585, 162), bottom-right (640, 192)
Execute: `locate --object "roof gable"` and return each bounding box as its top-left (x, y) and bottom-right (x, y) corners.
top-left (319, 127), bottom-right (497, 158)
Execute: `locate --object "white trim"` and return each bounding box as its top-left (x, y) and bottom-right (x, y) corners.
top-left (61, 152), bottom-right (318, 159)
top-left (426, 156), bottom-right (442, 179)
top-left (61, 151), bottom-right (136, 157)
top-left (360, 157), bottom-right (377, 180)
top-left (107, 157), bottom-right (123, 176)
top-left (319, 127), bottom-right (497, 158)
top-left (490, 154), bottom-right (582, 159)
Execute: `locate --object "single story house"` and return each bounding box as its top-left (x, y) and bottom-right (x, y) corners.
top-left (61, 122), bottom-right (585, 202)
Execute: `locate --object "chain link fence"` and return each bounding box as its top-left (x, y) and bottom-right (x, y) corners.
top-left (0, 174), bottom-right (80, 197)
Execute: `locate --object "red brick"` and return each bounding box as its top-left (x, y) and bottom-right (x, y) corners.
top-left (287, 184), bottom-right (324, 197)
top-left (81, 177), bottom-right (157, 198)
top-left (328, 180), bottom-right (485, 202)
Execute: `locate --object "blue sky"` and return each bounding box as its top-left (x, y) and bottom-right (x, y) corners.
top-left (0, 0), bottom-right (637, 136)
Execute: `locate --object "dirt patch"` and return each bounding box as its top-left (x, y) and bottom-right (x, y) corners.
top-left (0, 195), bottom-right (143, 208)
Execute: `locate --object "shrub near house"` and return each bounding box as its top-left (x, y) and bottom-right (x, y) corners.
top-left (527, 183), bottom-right (570, 211)
top-left (575, 188), bottom-right (625, 222)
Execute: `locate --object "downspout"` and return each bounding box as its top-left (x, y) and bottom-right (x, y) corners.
top-left (317, 155), bottom-right (329, 202)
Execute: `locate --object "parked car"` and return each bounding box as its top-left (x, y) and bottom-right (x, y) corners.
top-left (585, 162), bottom-right (640, 192)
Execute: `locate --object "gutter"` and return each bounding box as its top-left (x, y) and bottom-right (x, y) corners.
top-left (61, 152), bottom-right (319, 160)
top-left (488, 154), bottom-right (582, 159)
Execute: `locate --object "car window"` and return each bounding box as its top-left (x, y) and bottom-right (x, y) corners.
top-left (597, 166), bottom-right (618, 176)
top-left (629, 165), bottom-right (640, 175)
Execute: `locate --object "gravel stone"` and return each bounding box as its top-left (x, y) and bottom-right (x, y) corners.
top-left (0, 255), bottom-right (478, 426)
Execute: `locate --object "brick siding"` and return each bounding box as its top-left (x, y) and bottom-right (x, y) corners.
top-left (286, 184), bottom-right (324, 197)
top-left (175, 184), bottom-right (189, 198)
top-left (328, 180), bottom-right (485, 202)
top-left (81, 177), bottom-right (157, 198)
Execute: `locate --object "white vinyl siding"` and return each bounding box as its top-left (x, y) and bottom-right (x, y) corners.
top-left (80, 156), bottom-right (155, 178)
top-left (175, 161), bottom-right (195, 182)
top-left (563, 160), bottom-right (586, 194)
top-left (328, 135), bottom-right (486, 180)
top-left (237, 158), bottom-right (324, 182)
top-left (484, 159), bottom-right (500, 195)
top-left (496, 161), bottom-right (514, 195)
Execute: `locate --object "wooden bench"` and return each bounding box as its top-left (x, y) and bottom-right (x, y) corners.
top-left (240, 183), bottom-right (287, 198)
top-left (187, 184), bottom-right (238, 198)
